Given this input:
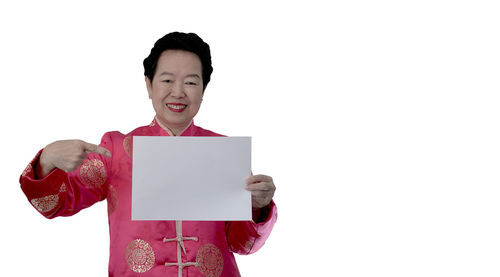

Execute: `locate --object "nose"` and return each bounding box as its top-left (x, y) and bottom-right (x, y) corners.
top-left (170, 81), bottom-right (185, 98)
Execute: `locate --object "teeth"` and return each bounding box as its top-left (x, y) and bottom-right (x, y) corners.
top-left (167, 104), bottom-right (186, 109)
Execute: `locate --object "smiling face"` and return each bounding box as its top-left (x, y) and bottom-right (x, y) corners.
top-left (146, 50), bottom-right (204, 135)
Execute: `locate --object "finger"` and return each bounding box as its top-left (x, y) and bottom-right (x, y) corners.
top-left (246, 174), bottom-right (272, 185)
top-left (84, 142), bottom-right (111, 157)
top-left (252, 197), bottom-right (271, 209)
top-left (251, 190), bottom-right (269, 198)
top-left (245, 182), bottom-right (274, 191)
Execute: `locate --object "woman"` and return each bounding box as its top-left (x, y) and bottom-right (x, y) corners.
top-left (19, 32), bottom-right (277, 276)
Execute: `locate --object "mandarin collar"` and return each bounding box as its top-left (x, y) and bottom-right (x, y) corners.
top-left (150, 117), bottom-right (196, 137)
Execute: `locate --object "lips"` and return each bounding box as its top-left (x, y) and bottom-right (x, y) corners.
top-left (166, 103), bottom-right (187, 112)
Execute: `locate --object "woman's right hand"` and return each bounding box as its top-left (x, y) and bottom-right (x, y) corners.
top-left (37, 140), bottom-right (111, 178)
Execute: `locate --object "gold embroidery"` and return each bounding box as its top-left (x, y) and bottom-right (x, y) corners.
top-left (149, 119), bottom-right (156, 127)
top-left (123, 135), bottom-right (133, 158)
top-left (80, 159), bottom-right (106, 188)
top-left (126, 239), bottom-right (155, 273)
top-left (22, 163), bottom-right (32, 177)
top-left (244, 240), bottom-right (254, 251)
top-left (196, 243), bottom-right (223, 277)
top-left (31, 194), bottom-right (58, 213)
top-left (59, 183), bottom-right (67, 192)
top-left (107, 184), bottom-right (118, 214)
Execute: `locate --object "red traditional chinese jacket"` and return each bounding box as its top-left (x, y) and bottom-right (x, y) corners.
top-left (19, 119), bottom-right (277, 276)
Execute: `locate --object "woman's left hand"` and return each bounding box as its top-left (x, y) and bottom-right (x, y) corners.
top-left (245, 174), bottom-right (276, 209)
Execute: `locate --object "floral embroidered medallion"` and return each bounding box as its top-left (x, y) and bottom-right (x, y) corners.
top-left (80, 159), bottom-right (106, 188)
top-left (31, 194), bottom-right (58, 213)
top-left (125, 239), bottom-right (155, 273)
top-left (22, 163), bottom-right (32, 177)
top-left (59, 183), bottom-right (67, 192)
top-left (107, 184), bottom-right (118, 214)
top-left (123, 135), bottom-right (133, 158)
top-left (196, 243), bottom-right (223, 277)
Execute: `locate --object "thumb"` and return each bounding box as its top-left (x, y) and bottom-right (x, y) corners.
top-left (83, 142), bottom-right (111, 157)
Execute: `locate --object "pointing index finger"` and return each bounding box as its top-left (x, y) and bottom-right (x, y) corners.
top-left (84, 142), bottom-right (111, 157)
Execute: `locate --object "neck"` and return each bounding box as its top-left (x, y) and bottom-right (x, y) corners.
top-left (155, 117), bottom-right (192, 136)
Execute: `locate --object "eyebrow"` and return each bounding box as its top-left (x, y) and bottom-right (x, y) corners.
top-left (159, 72), bottom-right (201, 79)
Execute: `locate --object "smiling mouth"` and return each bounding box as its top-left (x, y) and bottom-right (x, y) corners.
top-left (166, 103), bottom-right (187, 112)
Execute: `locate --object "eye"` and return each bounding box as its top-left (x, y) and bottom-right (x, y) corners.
top-left (185, 81), bottom-right (198, 86)
top-left (163, 79), bottom-right (172, 83)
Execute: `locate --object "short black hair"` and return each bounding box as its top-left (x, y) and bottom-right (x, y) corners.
top-left (143, 32), bottom-right (213, 89)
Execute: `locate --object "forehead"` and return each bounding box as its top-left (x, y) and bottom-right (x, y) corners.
top-left (156, 50), bottom-right (202, 74)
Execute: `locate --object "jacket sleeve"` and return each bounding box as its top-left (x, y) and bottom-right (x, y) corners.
top-left (225, 200), bottom-right (277, 255)
top-left (19, 133), bottom-right (113, 219)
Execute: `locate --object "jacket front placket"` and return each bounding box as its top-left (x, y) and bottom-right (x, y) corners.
top-left (163, 220), bottom-right (199, 277)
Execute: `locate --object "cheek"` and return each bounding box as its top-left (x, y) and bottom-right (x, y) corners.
top-left (151, 83), bottom-right (167, 97)
top-left (152, 96), bottom-right (165, 110)
top-left (191, 98), bottom-right (202, 111)
top-left (187, 91), bottom-right (203, 107)
top-left (151, 87), bottom-right (166, 103)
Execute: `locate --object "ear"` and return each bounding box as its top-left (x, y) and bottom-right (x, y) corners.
top-left (145, 76), bottom-right (153, 99)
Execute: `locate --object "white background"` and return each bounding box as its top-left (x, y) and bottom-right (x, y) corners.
top-left (1, 0), bottom-right (499, 276)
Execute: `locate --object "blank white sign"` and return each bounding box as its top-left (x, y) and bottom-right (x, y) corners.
top-left (132, 136), bottom-right (252, 221)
